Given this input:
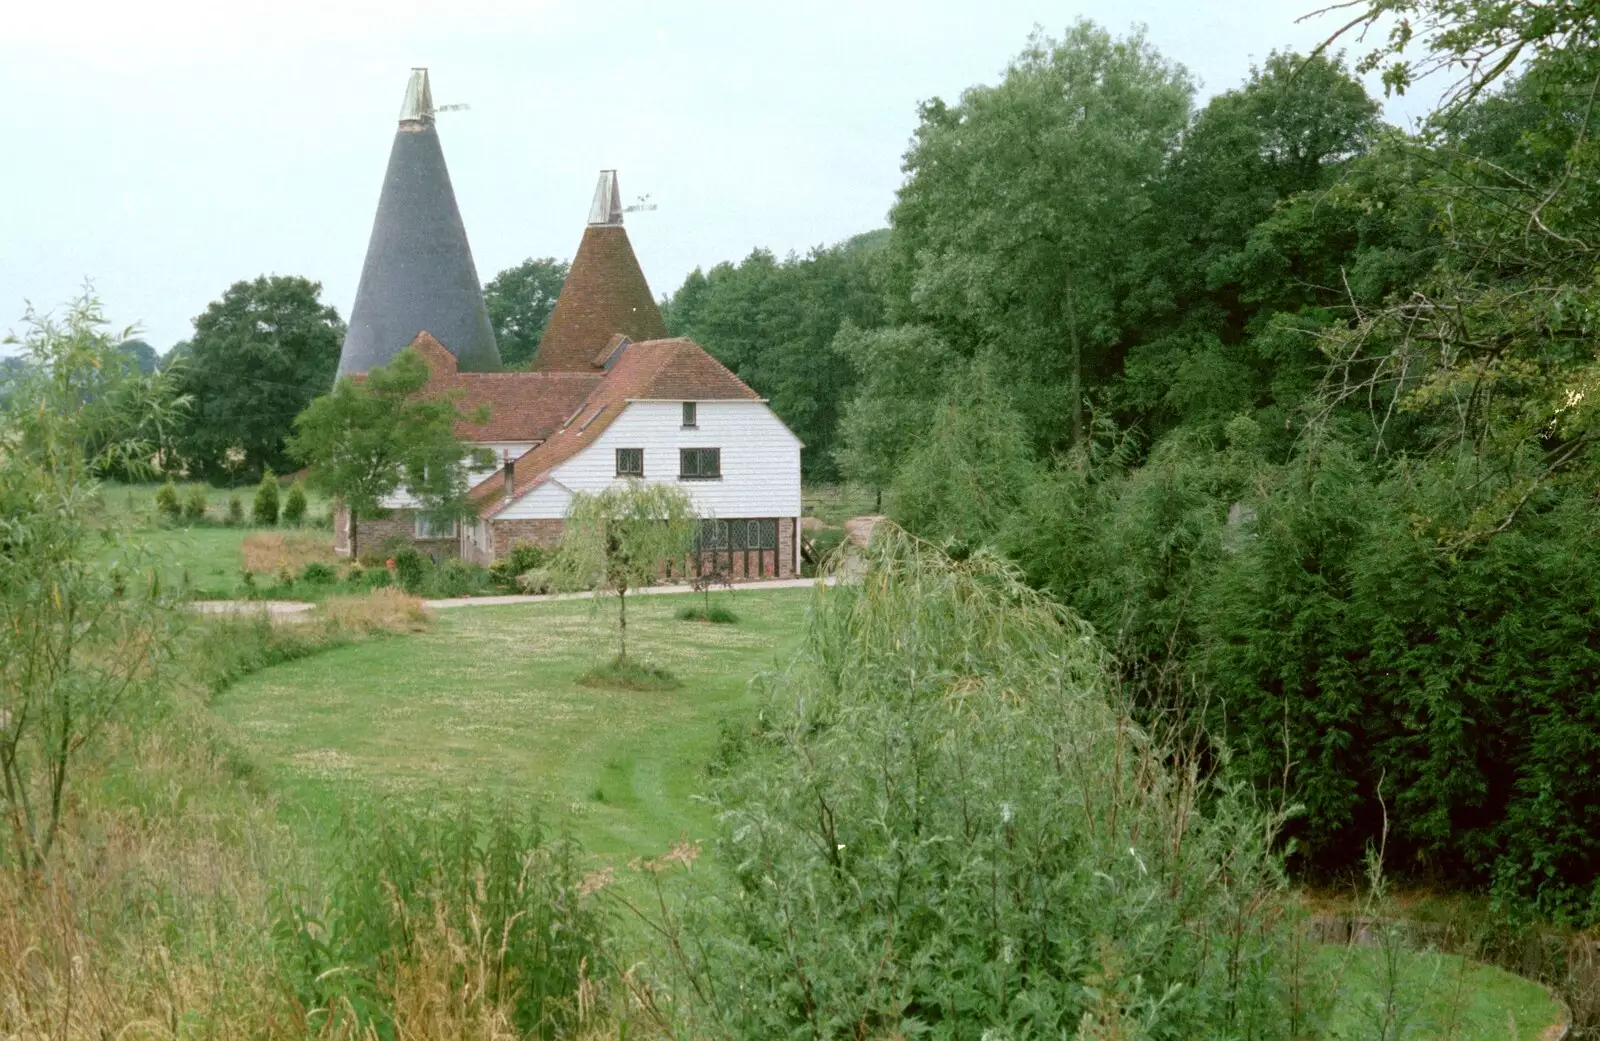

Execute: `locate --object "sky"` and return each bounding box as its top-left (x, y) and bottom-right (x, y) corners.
top-left (0, 0), bottom-right (1432, 354)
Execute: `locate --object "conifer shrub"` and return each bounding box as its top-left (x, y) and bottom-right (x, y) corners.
top-left (154, 479), bottom-right (181, 521)
top-left (281, 483), bottom-right (307, 526)
top-left (226, 495), bottom-right (243, 525)
top-left (181, 484), bottom-right (207, 522)
top-left (252, 470), bottom-right (279, 526)
top-left (391, 547), bottom-right (426, 593)
top-left (661, 526), bottom-right (1298, 1037)
top-left (999, 425), bottom-right (1600, 916)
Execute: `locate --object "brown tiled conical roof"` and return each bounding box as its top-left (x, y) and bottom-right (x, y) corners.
top-left (531, 172), bottom-right (668, 372)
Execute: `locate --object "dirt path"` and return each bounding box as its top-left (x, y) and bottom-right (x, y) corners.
top-left (188, 600), bottom-right (316, 620)
top-left (185, 577), bottom-right (834, 617)
top-left (424, 576), bottom-right (829, 609)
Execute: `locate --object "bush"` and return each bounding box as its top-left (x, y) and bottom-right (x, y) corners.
top-left (806, 527), bottom-right (847, 560)
top-left (1203, 450), bottom-right (1600, 915)
top-left (154, 479), bottom-right (181, 521)
top-left (490, 542), bottom-right (548, 588)
top-left (298, 562), bottom-right (336, 584)
top-left (182, 484), bottom-right (207, 522)
top-left (427, 561), bottom-right (494, 598)
top-left (665, 528), bottom-right (1297, 1038)
top-left (226, 495), bottom-right (244, 525)
top-left (516, 567), bottom-right (556, 595)
top-left (282, 483), bottom-right (307, 525)
top-left (252, 470), bottom-right (279, 526)
top-left (391, 547), bottom-right (426, 593)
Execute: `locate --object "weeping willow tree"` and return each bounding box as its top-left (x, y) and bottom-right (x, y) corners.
top-left (654, 525), bottom-right (1307, 1039)
top-left (557, 482), bottom-right (697, 663)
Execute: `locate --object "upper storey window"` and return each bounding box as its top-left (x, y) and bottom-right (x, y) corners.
top-left (682, 401), bottom-right (697, 428)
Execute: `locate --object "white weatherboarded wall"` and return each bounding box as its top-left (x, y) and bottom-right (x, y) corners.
top-left (498, 400), bottom-right (801, 520)
top-left (380, 441), bottom-right (537, 509)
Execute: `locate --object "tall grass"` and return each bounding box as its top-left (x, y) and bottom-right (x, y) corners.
top-left (274, 805), bottom-right (607, 1039)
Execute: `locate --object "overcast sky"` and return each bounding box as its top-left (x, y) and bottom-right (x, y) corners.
top-left (1, 0), bottom-right (1429, 353)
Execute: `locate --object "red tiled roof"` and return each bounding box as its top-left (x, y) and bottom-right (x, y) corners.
top-left (531, 225), bottom-right (669, 372)
top-left (473, 337), bottom-right (761, 516)
top-left (410, 332), bottom-right (602, 443)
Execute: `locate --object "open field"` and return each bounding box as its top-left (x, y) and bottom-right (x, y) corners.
top-left (214, 587), bottom-right (807, 861)
top-left (95, 481), bottom-right (335, 598)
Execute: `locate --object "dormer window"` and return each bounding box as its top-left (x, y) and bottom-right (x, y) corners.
top-left (682, 401), bottom-right (697, 428)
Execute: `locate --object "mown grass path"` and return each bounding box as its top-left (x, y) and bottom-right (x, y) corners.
top-left (213, 589), bottom-right (811, 862)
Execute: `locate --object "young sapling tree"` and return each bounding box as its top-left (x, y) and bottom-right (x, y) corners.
top-left (0, 292), bottom-right (182, 869)
top-left (559, 482), bottom-right (697, 663)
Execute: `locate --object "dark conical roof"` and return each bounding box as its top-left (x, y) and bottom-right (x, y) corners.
top-left (532, 170), bottom-right (668, 372)
top-left (337, 69), bottom-right (501, 379)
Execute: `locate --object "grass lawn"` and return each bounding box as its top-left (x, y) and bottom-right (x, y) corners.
top-left (213, 588), bottom-right (809, 863)
top-left (1320, 943), bottom-right (1562, 1040)
top-left (95, 481), bottom-right (336, 598)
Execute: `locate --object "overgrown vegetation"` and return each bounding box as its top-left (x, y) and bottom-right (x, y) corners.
top-left (662, 7), bottom-right (1600, 923)
top-left (0, 294), bottom-right (182, 870)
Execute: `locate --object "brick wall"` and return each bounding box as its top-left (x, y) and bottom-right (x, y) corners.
top-left (779, 515), bottom-right (796, 579)
top-left (489, 518), bottom-right (565, 561)
top-left (346, 509), bottom-right (460, 563)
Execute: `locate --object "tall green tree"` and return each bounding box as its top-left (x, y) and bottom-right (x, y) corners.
top-left (889, 21), bottom-right (1192, 447)
top-left (665, 232), bottom-right (888, 480)
top-left (832, 323), bottom-right (958, 495)
top-left (484, 257), bottom-right (570, 369)
top-left (113, 338), bottom-right (159, 374)
top-left (1117, 52), bottom-right (1397, 435)
top-left (171, 275), bottom-right (344, 481)
top-left (288, 347), bottom-right (488, 558)
top-left (889, 362), bottom-right (1037, 546)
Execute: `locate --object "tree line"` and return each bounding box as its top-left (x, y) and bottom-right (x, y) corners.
top-left (668, 11), bottom-right (1600, 917)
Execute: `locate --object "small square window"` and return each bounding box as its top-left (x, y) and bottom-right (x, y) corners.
top-left (616, 447), bottom-right (644, 477)
top-left (682, 401), bottom-right (697, 428)
top-left (679, 447), bottom-right (721, 479)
